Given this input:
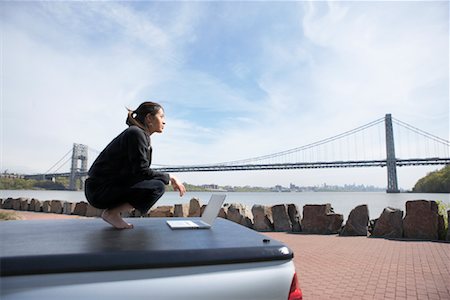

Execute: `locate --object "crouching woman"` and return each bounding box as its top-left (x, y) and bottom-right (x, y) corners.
top-left (85, 101), bottom-right (185, 229)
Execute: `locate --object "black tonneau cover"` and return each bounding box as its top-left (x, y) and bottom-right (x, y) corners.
top-left (1, 218), bottom-right (293, 276)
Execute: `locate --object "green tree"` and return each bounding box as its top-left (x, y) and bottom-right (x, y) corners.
top-left (412, 165), bottom-right (450, 193)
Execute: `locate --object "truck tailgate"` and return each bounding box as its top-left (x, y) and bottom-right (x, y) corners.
top-left (1, 218), bottom-right (293, 276)
top-left (1, 218), bottom-right (297, 300)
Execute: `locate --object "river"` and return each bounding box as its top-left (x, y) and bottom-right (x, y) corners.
top-left (1, 190), bottom-right (448, 221)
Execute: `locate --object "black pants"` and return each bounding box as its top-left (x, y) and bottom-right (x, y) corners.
top-left (84, 177), bottom-right (166, 214)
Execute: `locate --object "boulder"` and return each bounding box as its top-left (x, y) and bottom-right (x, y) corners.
top-left (63, 202), bottom-right (75, 215)
top-left (12, 198), bottom-right (21, 210)
top-left (272, 205), bottom-right (292, 232)
top-left (130, 209), bottom-right (150, 217)
top-left (371, 207), bottom-right (403, 238)
top-left (85, 204), bottom-right (102, 217)
top-left (0, 198), bottom-right (3, 208)
top-left (174, 204), bottom-right (189, 217)
top-left (2, 198), bottom-right (13, 209)
top-left (218, 207), bottom-right (227, 219)
top-left (200, 205), bottom-right (207, 216)
top-left (73, 202), bottom-right (88, 216)
top-left (251, 205), bottom-right (273, 231)
top-left (447, 210), bottom-right (450, 241)
top-left (31, 199), bottom-right (42, 212)
top-left (20, 198), bottom-right (30, 211)
top-left (42, 201), bottom-right (51, 213)
top-left (287, 204), bottom-right (302, 232)
top-left (226, 203), bottom-right (253, 228)
top-left (29, 199), bottom-right (38, 211)
top-left (188, 198), bottom-right (201, 217)
top-left (302, 204), bottom-right (343, 234)
top-left (403, 200), bottom-right (439, 240)
top-left (50, 200), bottom-right (63, 214)
top-left (149, 206), bottom-right (174, 217)
top-left (340, 205), bottom-right (369, 236)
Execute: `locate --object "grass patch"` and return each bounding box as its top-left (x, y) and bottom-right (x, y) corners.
top-left (0, 210), bottom-right (23, 221)
top-left (436, 200), bottom-right (450, 239)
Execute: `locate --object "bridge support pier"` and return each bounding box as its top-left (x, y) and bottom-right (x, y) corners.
top-left (385, 114), bottom-right (399, 193)
top-left (69, 143), bottom-right (88, 191)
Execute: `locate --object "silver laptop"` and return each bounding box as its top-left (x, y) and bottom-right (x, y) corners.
top-left (166, 194), bottom-right (226, 229)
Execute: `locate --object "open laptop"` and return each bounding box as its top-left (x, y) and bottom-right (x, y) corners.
top-left (166, 194), bottom-right (226, 229)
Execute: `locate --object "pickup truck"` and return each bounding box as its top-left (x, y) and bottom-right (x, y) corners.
top-left (0, 217), bottom-right (302, 300)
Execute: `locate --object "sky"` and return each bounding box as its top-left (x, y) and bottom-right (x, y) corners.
top-left (1, 1), bottom-right (449, 190)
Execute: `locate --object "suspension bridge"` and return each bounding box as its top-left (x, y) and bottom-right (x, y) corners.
top-left (23, 114), bottom-right (450, 193)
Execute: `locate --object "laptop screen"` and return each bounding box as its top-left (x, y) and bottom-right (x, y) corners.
top-left (201, 194), bottom-right (226, 225)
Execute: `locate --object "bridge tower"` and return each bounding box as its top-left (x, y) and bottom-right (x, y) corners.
top-left (385, 114), bottom-right (399, 193)
top-left (69, 143), bottom-right (88, 191)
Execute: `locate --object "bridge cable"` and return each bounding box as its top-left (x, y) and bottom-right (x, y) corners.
top-left (52, 157), bottom-right (72, 173)
top-left (44, 149), bottom-right (72, 174)
top-left (392, 118), bottom-right (449, 145)
top-left (214, 117), bottom-right (385, 166)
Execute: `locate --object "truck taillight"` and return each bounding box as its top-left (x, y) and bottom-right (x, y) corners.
top-left (288, 273), bottom-right (303, 300)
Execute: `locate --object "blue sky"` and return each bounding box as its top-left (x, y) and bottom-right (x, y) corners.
top-left (1, 1), bottom-right (449, 189)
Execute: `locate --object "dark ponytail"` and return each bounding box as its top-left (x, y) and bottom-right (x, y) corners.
top-left (126, 101), bottom-right (163, 131)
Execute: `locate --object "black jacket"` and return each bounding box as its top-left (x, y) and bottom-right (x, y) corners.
top-left (88, 126), bottom-right (170, 186)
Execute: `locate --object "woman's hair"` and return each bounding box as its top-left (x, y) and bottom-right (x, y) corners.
top-left (126, 101), bottom-right (163, 130)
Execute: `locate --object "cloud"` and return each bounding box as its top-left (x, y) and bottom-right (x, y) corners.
top-left (1, 1), bottom-right (448, 190)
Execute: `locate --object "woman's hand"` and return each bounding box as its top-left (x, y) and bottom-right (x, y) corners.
top-left (170, 175), bottom-right (186, 197)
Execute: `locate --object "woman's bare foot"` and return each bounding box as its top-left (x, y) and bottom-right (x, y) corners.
top-left (102, 209), bottom-right (134, 229)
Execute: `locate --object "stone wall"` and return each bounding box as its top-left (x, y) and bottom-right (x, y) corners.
top-left (0, 197), bottom-right (448, 241)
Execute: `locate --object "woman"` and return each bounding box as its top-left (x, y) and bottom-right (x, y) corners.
top-left (85, 101), bottom-right (186, 229)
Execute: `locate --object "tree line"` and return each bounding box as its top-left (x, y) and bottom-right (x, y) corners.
top-left (412, 165), bottom-right (450, 193)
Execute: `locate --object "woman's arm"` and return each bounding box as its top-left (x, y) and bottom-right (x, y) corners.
top-left (169, 174), bottom-right (186, 197)
top-left (126, 127), bottom-right (170, 184)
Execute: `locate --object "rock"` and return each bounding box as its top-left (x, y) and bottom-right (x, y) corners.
top-left (73, 202), bottom-right (88, 216)
top-left (50, 200), bottom-right (63, 214)
top-left (218, 207), bottom-right (227, 219)
top-left (130, 209), bottom-right (148, 217)
top-left (32, 199), bottom-right (42, 212)
top-left (63, 202), bottom-right (75, 215)
top-left (174, 204), bottom-right (189, 217)
top-left (251, 205), bottom-right (273, 231)
top-left (42, 201), bottom-right (51, 213)
top-left (188, 198), bottom-right (201, 217)
top-left (371, 207), bottom-right (403, 238)
top-left (226, 203), bottom-right (253, 228)
top-left (2, 198), bottom-right (13, 209)
top-left (272, 205), bottom-right (292, 232)
top-left (287, 204), bottom-right (302, 232)
top-left (149, 206), bottom-right (174, 217)
top-left (302, 204), bottom-right (343, 234)
top-left (200, 205), bottom-right (207, 216)
top-left (340, 205), bottom-right (369, 236)
top-left (403, 200), bottom-right (439, 240)
top-left (0, 198), bottom-right (3, 208)
top-left (447, 210), bottom-right (450, 241)
top-left (20, 198), bottom-right (30, 211)
top-left (86, 204), bottom-right (102, 217)
top-left (12, 198), bottom-right (21, 210)
top-left (28, 199), bottom-right (38, 211)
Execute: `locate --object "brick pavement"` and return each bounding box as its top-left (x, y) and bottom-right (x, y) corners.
top-left (264, 233), bottom-right (450, 300)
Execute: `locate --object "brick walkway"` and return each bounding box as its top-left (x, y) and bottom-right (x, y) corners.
top-left (264, 233), bottom-right (450, 300)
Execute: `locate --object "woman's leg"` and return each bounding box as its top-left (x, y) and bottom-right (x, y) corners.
top-left (85, 178), bottom-right (166, 229)
top-left (101, 202), bottom-right (134, 229)
top-left (128, 180), bottom-right (166, 215)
